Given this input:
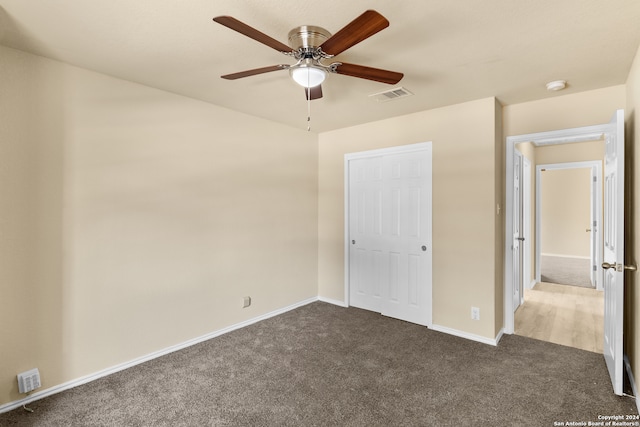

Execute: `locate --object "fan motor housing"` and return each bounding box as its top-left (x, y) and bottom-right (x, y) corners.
top-left (288, 26), bottom-right (331, 50)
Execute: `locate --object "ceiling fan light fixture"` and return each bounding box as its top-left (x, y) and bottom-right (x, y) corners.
top-left (290, 66), bottom-right (326, 88)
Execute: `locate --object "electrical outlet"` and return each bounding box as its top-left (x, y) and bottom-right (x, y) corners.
top-left (243, 296), bottom-right (251, 308)
top-left (471, 307), bottom-right (480, 321)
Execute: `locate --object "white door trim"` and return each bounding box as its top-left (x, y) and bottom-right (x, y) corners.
top-left (504, 126), bottom-right (609, 334)
top-left (522, 157), bottom-right (533, 291)
top-left (344, 142), bottom-right (432, 320)
top-left (512, 150), bottom-right (523, 310)
top-left (534, 161), bottom-right (603, 290)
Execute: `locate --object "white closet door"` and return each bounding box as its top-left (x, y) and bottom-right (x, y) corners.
top-left (348, 144), bottom-right (432, 326)
top-left (348, 156), bottom-right (384, 313)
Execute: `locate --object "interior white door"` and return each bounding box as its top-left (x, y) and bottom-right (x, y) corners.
top-left (380, 150), bottom-right (432, 325)
top-left (602, 109), bottom-right (625, 395)
top-left (512, 151), bottom-right (523, 310)
top-left (348, 145), bottom-right (432, 326)
top-left (590, 166), bottom-right (599, 288)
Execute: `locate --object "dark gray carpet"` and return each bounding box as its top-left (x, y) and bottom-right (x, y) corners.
top-left (541, 255), bottom-right (594, 288)
top-left (0, 302), bottom-right (636, 426)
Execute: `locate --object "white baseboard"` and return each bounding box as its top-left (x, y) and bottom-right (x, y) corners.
top-left (430, 324), bottom-right (501, 346)
top-left (624, 354), bottom-right (640, 413)
top-left (317, 296), bottom-right (348, 308)
top-left (528, 279), bottom-right (537, 289)
top-left (0, 297), bottom-right (318, 415)
top-left (321, 300), bottom-right (503, 346)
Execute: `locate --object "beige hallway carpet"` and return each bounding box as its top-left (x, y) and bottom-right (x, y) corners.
top-left (540, 255), bottom-right (594, 288)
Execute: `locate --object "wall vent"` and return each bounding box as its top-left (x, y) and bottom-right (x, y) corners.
top-left (17, 368), bottom-right (41, 394)
top-left (369, 87), bottom-right (413, 102)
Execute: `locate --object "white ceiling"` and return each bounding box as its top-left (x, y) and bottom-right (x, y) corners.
top-left (1, 0), bottom-right (639, 133)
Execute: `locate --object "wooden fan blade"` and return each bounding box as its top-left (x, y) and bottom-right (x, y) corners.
top-left (221, 65), bottom-right (288, 80)
top-left (213, 16), bottom-right (291, 52)
top-left (334, 62), bottom-right (403, 84)
top-left (319, 10), bottom-right (389, 56)
top-left (305, 85), bottom-right (323, 100)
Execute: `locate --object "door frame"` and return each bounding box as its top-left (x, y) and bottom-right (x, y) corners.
top-left (344, 141), bottom-right (433, 327)
top-left (534, 161), bottom-right (603, 290)
top-left (512, 151), bottom-right (533, 294)
top-left (504, 124), bottom-right (609, 334)
top-left (522, 156), bottom-right (532, 292)
top-left (512, 149), bottom-right (523, 310)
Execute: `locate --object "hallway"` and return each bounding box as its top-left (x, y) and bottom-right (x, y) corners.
top-left (515, 282), bottom-right (603, 353)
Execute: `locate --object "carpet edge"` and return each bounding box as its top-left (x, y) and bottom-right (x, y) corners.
top-left (0, 296), bottom-right (319, 414)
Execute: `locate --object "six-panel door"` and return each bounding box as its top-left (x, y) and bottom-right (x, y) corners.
top-left (348, 147), bottom-right (432, 326)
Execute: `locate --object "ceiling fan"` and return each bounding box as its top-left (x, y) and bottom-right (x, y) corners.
top-left (212, 10), bottom-right (404, 100)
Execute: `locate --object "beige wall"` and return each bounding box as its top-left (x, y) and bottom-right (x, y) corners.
top-left (625, 42), bottom-right (640, 400)
top-left (318, 97), bottom-right (503, 339)
top-left (0, 46), bottom-right (319, 406)
top-left (540, 168), bottom-right (592, 257)
top-left (504, 86), bottom-right (626, 136)
top-left (536, 140), bottom-right (605, 165)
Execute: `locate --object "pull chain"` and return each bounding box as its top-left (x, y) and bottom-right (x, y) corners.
top-left (307, 68), bottom-right (311, 132)
top-left (307, 93), bottom-right (311, 132)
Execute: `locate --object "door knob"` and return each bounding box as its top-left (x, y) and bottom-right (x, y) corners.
top-left (421, 245), bottom-right (427, 251)
top-left (516, 237), bottom-right (525, 241)
top-left (586, 228), bottom-right (592, 232)
top-left (602, 262), bottom-right (638, 271)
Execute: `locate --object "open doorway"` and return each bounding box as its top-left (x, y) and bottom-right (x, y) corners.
top-left (512, 141), bottom-right (604, 353)
top-left (537, 162), bottom-right (603, 290)
top-left (504, 110), bottom-right (627, 394)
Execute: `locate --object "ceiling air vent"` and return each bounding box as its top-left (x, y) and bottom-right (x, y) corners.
top-left (369, 87), bottom-right (413, 102)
